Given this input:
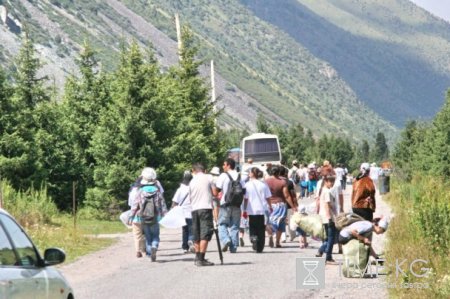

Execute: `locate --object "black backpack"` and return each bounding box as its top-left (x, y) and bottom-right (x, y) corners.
top-left (224, 173), bottom-right (245, 207)
top-left (139, 185), bottom-right (159, 224)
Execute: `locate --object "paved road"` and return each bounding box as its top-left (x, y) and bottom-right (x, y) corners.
top-left (60, 186), bottom-right (391, 299)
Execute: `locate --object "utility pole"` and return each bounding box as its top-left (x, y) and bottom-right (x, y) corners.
top-left (211, 60), bottom-right (217, 127)
top-left (175, 13), bottom-right (182, 61)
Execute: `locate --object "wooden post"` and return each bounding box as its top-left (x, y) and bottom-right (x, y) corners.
top-left (73, 181), bottom-right (76, 229)
top-left (175, 13), bottom-right (182, 61)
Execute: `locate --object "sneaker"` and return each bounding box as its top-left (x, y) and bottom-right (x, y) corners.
top-left (222, 241), bottom-right (231, 252)
top-left (269, 236), bottom-right (274, 248)
top-left (183, 249), bottom-right (189, 254)
top-left (151, 247), bottom-right (157, 262)
top-left (240, 237), bottom-right (245, 247)
top-left (136, 252), bottom-right (143, 258)
top-left (196, 259), bottom-right (214, 266)
top-left (326, 259), bottom-right (339, 265)
top-left (281, 232), bottom-right (287, 243)
top-left (188, 240), bottom-right (195, 253)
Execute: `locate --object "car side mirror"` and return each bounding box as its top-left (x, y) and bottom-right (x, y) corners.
top-left (44, 248), bottom-right (66, 266)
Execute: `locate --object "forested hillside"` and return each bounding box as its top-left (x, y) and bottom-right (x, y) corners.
top-left (242, 0), bottom-right (450, 126)
top-left (2, 0), bottom-right (450, 143)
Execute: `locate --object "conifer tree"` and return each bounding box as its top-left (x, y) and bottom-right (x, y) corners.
top-left (88, 41), bottom-right (162, 208)
top-left (372, 132), bottom-right (389, 162)
top-left (1, 34), bottom-right (49, 190)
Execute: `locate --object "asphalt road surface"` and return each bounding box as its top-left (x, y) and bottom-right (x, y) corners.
top-left (60, 186), bottom-right (391, 299)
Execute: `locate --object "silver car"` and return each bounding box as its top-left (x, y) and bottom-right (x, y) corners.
top-left (0, 208), bottom-right (74, 299)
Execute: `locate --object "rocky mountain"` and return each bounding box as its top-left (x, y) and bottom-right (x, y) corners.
top-left (2, 0), bottom-right (450, 143)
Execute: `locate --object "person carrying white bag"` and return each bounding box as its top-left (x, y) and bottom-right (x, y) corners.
top-left (163, 171), bottom-right (194, 254)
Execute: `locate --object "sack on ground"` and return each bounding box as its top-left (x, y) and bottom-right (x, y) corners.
top-left (342, 239), bottom-right (370, 278)
top-left (335, 212), bottom-right (365, 230)
top-left (224, 173), bottom-right (245, 207)
top-left (290, 213), bottom-right (326, 240)
top-left (159, 206), bottom-right (186, 229)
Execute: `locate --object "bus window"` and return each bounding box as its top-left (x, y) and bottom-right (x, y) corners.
top-left (244, 138), bottom-right (280, 162)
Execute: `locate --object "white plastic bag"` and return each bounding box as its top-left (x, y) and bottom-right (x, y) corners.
top-left (159, 206), bottom-right (187, 228)
top-left (119, 210), bottom-right (132, 229)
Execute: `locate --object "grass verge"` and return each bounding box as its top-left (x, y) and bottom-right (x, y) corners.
top-left (384, 176), bottom-right (450, 298)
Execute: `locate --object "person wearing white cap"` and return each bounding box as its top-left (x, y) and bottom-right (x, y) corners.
top-left (351, 163), bottom-right (376, 221)
top-left (129, 167), bottom-right (167, 262)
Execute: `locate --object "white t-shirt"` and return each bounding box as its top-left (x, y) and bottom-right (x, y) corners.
top-left (319, 187), bottom-right (337, 223)
top-left (244, 179), bottom-right (272, 215)
top-left (334, 167), bottom-right (344, 181)
top-left (189, 172), bottom-right (213, 211)
top-left (171, 184), bottom-right (192, 219)
top-left (340, 221), bottom-right (373, 238)
top-left (215, 170), bottom-right (245, 206)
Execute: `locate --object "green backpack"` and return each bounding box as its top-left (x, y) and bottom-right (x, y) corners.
top-left (335, 212), bottom-right (365, 231)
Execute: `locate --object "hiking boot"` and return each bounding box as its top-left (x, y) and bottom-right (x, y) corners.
top-left (136, 252), bottom-right (143, 258)
top-left (240, 237), bottom-right (245, 247)
top-left (269, 236), bottom-right (274, 248)
top-left (151, 247), bottom-right (157, 262)
top-left (196, 259), bottom-right (214, 267)
top-left (222, 241), bottom-right (231, 252)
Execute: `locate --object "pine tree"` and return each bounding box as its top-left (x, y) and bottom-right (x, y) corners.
top-left (373, 132), bottom-right (389, 162)
top-left (1, 34), bottom-right (49, 190)
top-left (88, 41), bottom-right (162, 209)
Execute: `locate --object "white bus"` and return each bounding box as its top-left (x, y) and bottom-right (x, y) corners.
top-left (240, 133), bottom-right (282, 172)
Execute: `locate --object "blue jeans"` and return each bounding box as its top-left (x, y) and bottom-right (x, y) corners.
top-left (142, 223), bottom-right (160, 256)
top-left (319, 222), bottom-right (336, 261)
top-left (182, 218), bottom-right (193, 250)
top-left (218, 206), bottom-right (241, 252)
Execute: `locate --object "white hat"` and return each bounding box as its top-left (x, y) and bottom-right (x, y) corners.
top-left (360, 162), bottom-right (370, 172)
top-left (371, 162), bottom-right (377, 167)
top-left (292, 160), bottom-right (298, 165)
top-left (140, 167), bottom-right (156, 184)
top-left (378, 216), bottom-right (390, 231)
top-left (210, 166), bottom-right (220, 176)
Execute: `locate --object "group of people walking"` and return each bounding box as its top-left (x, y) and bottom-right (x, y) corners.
top-left (124, 158), bottom-right (388, 267)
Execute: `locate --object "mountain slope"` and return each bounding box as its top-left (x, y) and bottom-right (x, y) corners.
top-left (241, 0), bottom-right (450, 125)
top-left (4, 0), bottom-right (448, 143)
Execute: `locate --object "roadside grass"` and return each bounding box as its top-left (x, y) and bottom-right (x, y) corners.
top-left (26, 216), bottom-right (128, 264)
top-left (1, 180), bottom-right (128, 264)
top-left (384, 176), bottom-right (450, 298)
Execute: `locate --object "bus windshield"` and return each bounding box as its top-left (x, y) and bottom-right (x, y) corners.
top-left (244, 138), bottom-right (280, 162)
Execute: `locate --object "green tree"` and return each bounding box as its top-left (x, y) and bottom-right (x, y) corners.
top-left (256, 113), bottom-right (270, 133)
top-left (88, 41), bottom-right (161, 211)
top-left (159, 26), bottom-right (220, 196)
top-left (0, 34), bottom-right (49, 190)
top-left (372, 132), bottom-right (389, 162)
top-left (413, 91), bottom-right (450, 179)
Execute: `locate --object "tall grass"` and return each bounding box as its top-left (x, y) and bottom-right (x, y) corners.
top-left (1, 180), bottom-right (59, 227)
top-left (385, 176), bottom-right (450, 298)
top-left (0, 180), bottom-right (127, 263)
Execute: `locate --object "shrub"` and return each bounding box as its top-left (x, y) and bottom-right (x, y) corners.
top-left (1, 180), bottom-right (58, 227)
